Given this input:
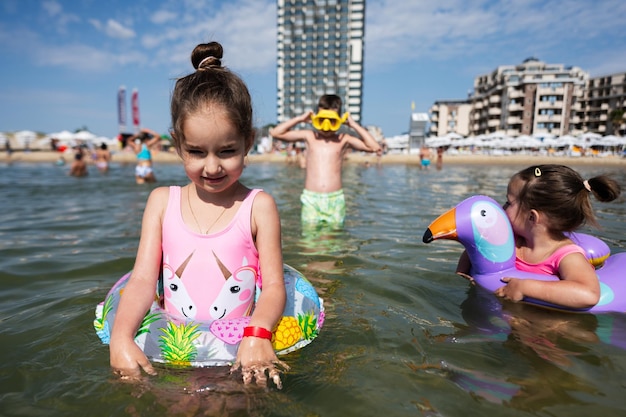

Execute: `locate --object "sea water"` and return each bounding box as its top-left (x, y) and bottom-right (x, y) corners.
top-left (1, 159), bottom-right (625, 417)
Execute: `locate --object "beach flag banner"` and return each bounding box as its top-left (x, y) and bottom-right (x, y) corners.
top-left (117, 86), bottom-right (127, 133)
top-left (131, 88), bottom-right (140, 132)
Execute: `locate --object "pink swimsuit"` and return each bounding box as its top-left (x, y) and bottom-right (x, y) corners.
top-left (515, 244), bottom-right (587, 276)
top-left (161, 186), bottom-right (261, 321)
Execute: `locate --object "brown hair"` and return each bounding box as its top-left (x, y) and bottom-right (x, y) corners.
top-left (170, 41), bottom-right (254, 155)
top-left (317, 94), bottom-right (342, 113)
top-left (510, 164), bottom-right (621, 232)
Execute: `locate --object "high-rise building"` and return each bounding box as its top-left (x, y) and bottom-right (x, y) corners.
top-left (276, 0), bottom-right (365, 124)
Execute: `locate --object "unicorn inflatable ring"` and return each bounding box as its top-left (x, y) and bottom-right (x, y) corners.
top-left (423, 195), bottom-right (626, 314)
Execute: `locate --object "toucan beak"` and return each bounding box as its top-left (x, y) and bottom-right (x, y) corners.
top-left (423, 207), bottom-right (458, 243)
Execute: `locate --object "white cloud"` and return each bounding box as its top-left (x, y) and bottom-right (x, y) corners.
top-left (104, 19), bottom-right (136, 39)
top-left (40, 0), bottom-right (80, 33)
top-left (34, 43), bottom-right (145, 72)
top-left (42, 0), bottom-right (62, 17)
top-left (144, 0), bottom-right (276, 73)
top-left (151, 10), bottom-right (177, 25)
top-left (365, 0), bottom-right (626, 69)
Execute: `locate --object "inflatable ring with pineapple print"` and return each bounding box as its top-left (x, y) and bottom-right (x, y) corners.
top-left (94, 264), bottom-right (324, 367)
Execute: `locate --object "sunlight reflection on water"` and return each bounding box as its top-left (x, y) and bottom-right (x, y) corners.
top-left (1, 160), bottom-right (625, 416)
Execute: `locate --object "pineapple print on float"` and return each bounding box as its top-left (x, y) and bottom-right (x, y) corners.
top-left (94, 265), bottom-right (324, 367)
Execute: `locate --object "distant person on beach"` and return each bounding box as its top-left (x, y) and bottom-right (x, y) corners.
top-left (419, 145), bottom-right (432, 170)
top-left (456, 164), bottom-right (621, 309)
top-left (129, 128), bottom-right (160, 184)
top-left (269, 94), bottom-right (382, 228)
top-left (436, 146), bottom-right (444, 170)
top-left (94, 143), bottom-right (111, 173)
top-left (69, 150), bottom-right (88, 177)
top-left (109, 41), bottom-right (287, 388)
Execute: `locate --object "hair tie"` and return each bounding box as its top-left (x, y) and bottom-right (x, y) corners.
top-left (583, 180), bottom-right (592, 192)
top-left (198, 56), bottom-right (219, 69)
top-left (534, 167), bottom-right (541, 177)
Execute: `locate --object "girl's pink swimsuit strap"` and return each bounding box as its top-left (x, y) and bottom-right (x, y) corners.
top-left (515, 244), bottom-right (586, 276)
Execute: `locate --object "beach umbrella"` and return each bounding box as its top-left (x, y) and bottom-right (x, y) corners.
top-left (74, 130), bottom-right (97, 142)
top-left (51, 130), bottom-right (75, 141)
top-left (425, 136), bottom-right (451, 147)
top-left (445, 132), bottom-right (464, 140)
top-left (532, 132), bottom-right (556, 142)
top-left (600, 135), bottom-right (620, 146)
top-left (94, 136), bottom-right (118, 148)
top-left (14, 130), bottom-right (37, 148)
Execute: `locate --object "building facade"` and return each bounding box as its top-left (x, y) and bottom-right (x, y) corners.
top-left (276, 0), bottom-right (365, 124)
top-left (428, 100), bottom-right (472, 137)
top-left (578, 71), bottom-right (626, 136)
top-left (408, 112), bottom-right (429, 150)
top-left (468, 58), bottom-right (588, 137)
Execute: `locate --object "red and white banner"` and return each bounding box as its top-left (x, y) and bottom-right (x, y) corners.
top-left (131, 88), bottom-right (140, 132)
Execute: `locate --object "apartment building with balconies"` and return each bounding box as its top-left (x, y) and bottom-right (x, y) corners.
top-left (428, 100), bottom-right (471, 137)
top-left (468, 57), bottom-right (588, 137)
top-left (578, 72), bottom-right (626, 136)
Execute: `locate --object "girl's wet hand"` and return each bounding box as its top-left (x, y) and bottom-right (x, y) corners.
top-left (110, 338), bottom-right (157, 380)
top-left (231, 336), bottom-right (290, 388)
top-left (496, 277), bottom-right (524, 302)
top-left (233, 360), bottom-right (290, 389)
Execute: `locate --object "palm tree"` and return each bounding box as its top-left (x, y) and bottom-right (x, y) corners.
top-left (609, 109), bottom-right (624, 135)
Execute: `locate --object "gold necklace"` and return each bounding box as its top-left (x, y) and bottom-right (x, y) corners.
top-left (187, 187), bottom-right (227, 234)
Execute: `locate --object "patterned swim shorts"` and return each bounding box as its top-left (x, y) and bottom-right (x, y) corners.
top-left (300, 189), bottom-right (346, 227)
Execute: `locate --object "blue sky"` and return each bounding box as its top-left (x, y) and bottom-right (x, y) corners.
top-left (1, 0), bottom-right (625, 139)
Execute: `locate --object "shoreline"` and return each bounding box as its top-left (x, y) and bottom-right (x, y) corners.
top-left (2, 150), bottom-right (625, 167)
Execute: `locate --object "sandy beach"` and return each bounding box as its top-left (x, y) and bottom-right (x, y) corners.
top-left (2, 149), bottom-right (625, 167)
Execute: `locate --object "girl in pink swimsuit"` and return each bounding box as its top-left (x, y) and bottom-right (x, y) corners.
top-left (491, 165), bottom-right (620, 309)
top-left (109, 41), bottom-right (287, 387)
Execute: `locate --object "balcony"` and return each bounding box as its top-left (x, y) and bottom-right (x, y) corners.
top-left (488, 107), bottom-right (501, 115)
top-left (537, 100), bottom-right (563, 109)
top-left (538, 86), bottom-right (565, 95)
top-left (507, 116), bottom-right (523, 125)
top-left (536, 114), bottom-right (559, 123)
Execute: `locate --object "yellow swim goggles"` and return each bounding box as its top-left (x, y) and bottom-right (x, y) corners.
top-left (311, 110), bottom-right (349, 132)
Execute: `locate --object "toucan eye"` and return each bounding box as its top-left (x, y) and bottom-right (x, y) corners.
top-left (480, 209), bottom-right (486, 216)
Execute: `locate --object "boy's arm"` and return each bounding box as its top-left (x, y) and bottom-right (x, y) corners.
top-left (345, 115), bottom-right (382, 153)
top-left (269, 112), bottom-right (313, 142)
